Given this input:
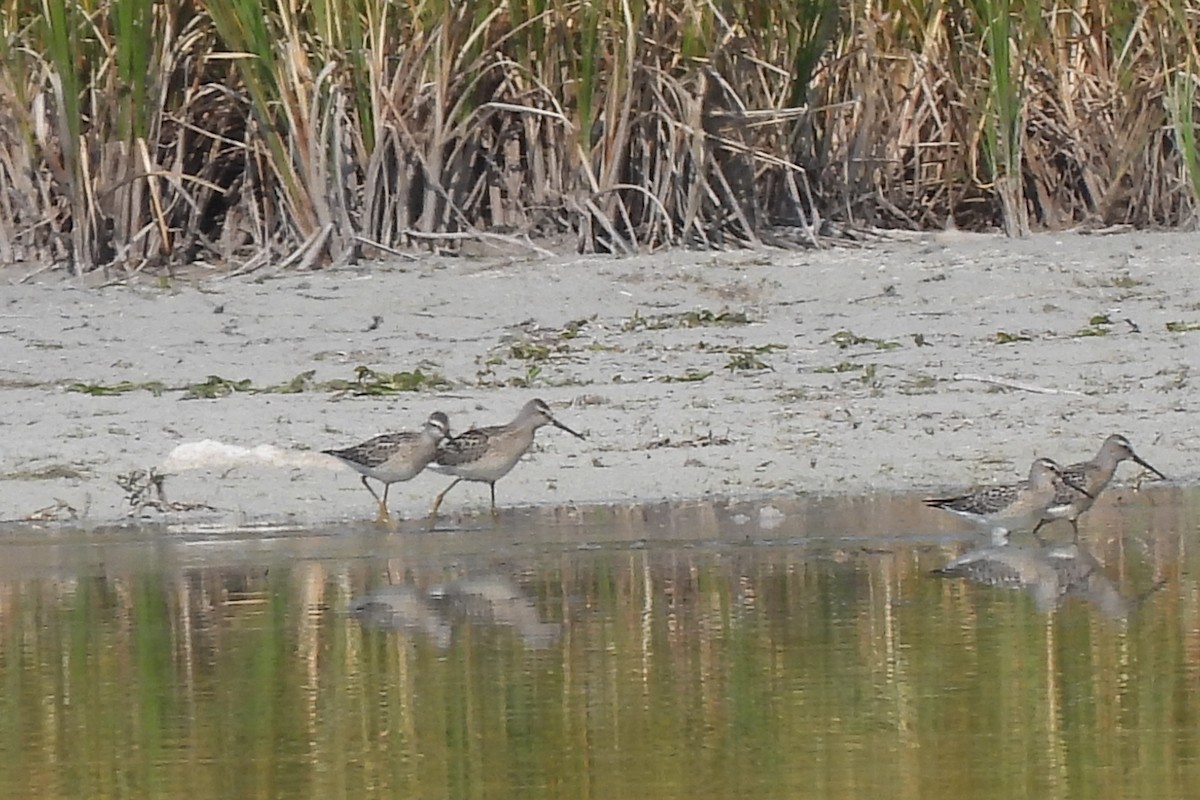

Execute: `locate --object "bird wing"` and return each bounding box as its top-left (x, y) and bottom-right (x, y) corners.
top-left (435, 429), bottom-right (492, 466)
top-left (324, 431), bottom-right (418, 468)
top-left (1049, 465), bottom-right (1091, 505)
top-left (924, 483), bottom-right (1019, 515)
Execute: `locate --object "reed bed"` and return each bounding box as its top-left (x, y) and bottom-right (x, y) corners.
top-left (1, 0), bottom-right (1198, 273)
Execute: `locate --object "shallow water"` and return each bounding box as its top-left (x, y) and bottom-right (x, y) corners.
top-left (0, 487), bottom-right (1197, 800)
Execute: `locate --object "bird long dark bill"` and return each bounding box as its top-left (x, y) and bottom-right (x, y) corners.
top-left (551, 417), bottom-right (586, 439)
top-left (1130, 452), bottom-right (1167, 480)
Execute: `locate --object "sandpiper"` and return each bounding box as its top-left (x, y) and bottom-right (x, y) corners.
top-left (323, 411), bottom-right (449, 523)
top-left (428, 398), bottom-right (585, 518)
top-left (1033, 434), bottom-right (1167, 538)
top-left (924, 457), bottom-right (1093, 544)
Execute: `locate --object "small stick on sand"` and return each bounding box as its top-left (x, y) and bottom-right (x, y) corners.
top-left (953, 373), bottom-right (1086, 396)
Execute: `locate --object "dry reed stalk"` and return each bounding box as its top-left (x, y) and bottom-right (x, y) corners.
top-left (3, 0), bottom-right (1200, 273)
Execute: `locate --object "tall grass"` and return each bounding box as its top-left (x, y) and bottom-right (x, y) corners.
top-left (1164, 0), bottom-right (1200, 224)
top-left (968, 0), bottom-right (1028, 236)
top-left (2, 0), bottom-right (1200, 273)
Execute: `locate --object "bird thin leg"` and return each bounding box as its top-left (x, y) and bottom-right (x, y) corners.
top-left (360, 477), bottom-right (390, 522)
top-left (429, 479), bottom-right (462, 519)
top-left (1069, 517), bottom-right (1080, 542)
top-left (1031, 518), bottom-right (1047, 537)
top-left (377, 484), bottom-right (393, 525)
top-left (490, 482), bottom-right (499, 518)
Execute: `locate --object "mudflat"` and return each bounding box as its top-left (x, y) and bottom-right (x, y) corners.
top-left (1, 230), bottom-right (1194, 527)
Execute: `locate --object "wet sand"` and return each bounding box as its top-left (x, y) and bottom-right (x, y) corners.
top-left (1, 230), bottom-right (1196, 528)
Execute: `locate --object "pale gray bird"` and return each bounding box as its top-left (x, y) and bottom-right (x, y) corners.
top-left (324, 411), bottom-right (450, 523)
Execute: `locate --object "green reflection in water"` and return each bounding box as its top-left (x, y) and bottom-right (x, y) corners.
top-left (0, 490), bottom-right (1197, 800)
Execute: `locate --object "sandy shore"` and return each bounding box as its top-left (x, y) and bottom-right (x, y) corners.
top-left (1, 229), bottom-right (1195, 528)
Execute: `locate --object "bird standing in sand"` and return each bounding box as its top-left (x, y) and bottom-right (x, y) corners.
top-left (429, 399), bottom-right (585, 518)
top-left (323, 411), bottom-right (450, 524)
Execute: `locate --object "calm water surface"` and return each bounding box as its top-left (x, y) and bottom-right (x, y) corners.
top-left (0, 488), bottom-right (1197, 799)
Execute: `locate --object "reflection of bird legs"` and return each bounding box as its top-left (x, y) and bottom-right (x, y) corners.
top-left (1135, 580), bottom-right (1169, 610)
top-left (1031, 515), bottom-right (1081, 542)
top-left (384, 556), bottom-right (406, 585)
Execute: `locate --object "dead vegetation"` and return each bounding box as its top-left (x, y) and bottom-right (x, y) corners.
top-left (1, 0), bottom-right (1198, 274)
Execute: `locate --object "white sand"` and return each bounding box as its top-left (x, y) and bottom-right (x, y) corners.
top-left (1, 229), bottom-right (1195, 526)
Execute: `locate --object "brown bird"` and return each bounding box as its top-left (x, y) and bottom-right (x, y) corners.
top-left (1031, 434), bottom-right (1166, 538)
top-left (429, 399), bottom-right (584, 518)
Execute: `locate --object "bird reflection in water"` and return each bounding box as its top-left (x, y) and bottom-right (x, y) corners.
top-left (351, 574), bottom-right (560, 649)
top-left (932, 540), bottom-right (1165, 619)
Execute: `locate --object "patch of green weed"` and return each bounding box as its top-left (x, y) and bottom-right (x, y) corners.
top-left (342, 366), bottom-right (447, 395)
top-left (725, 351), bottom-right (771, 371)
top-left (68, 380), bottom-right (167, 397)
top-left (510, 342), bottom-right (553, 361)
top-left (622, 308), bottom-right (751, 333)
top-left (183, 375), bottom-right (253, 399)
top-left (260, 370), bottom-right (318, 393)
top-left (660, 369), bottom-right (713, 383)
top-left (560, 319), bottom-right (590, 339)
top-left (508, 365), bottom-right (543, 388)
top-left (814, 362), bottom-right (862, 374)
top-left (1107, 274), bottom-right (1142, 289)
top-left (1075, 314), bottom-right (1112, 338)
top-left (831, 329), bottom-right (900, 350)
top-left (899, 374), bottom-right (939, 394)
top-left (994, 331), bottom-right (1032, 344)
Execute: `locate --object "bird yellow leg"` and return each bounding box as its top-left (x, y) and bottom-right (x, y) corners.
top-left (360, 477), bottom-right (391, 523)
top-left (429, 479), bottom-right (462, 520)
top-left (374, 485), bottom-right (392, 525)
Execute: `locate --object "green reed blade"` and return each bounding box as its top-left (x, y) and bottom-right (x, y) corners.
top-left (40, 0), bottom-right (81, 146)
top-left (577, 0), bottom-right (600, 146)
top-left (1168, 70), bottom-right (1200, 210)
top-left (783, 0), bottom-right (842, 107)
top-left (111, 0), bottom-right (156, 139)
